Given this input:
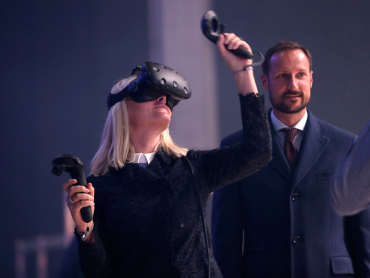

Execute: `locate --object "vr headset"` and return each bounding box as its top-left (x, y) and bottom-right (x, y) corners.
top-left (107, 62), bottom-right (192, 110)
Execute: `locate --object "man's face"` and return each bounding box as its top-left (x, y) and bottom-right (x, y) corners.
top-left (261, 49), bottom-right (313, 114)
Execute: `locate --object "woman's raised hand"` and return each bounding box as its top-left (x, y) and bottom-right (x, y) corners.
top-left (217, 33), bottom-right (258, 95)
top-left (217, 33), bottom-right (252, 72)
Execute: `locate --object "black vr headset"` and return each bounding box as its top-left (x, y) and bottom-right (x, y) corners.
top-left (107, 62), bottom-right (192, 111)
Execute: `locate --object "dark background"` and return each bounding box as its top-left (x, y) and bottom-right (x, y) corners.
top-left (215, 0), bottom-right (370, 138)
top-left (1, 0), bottom-right (370, 277)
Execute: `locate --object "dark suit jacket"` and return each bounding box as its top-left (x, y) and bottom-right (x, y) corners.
top-left (212, 110), bottom-right (370, 278)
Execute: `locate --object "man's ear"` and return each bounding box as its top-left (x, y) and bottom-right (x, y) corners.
top-left (261, 73), bottom-right (269, 91)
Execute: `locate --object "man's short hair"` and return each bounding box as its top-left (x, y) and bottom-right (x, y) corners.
top-left (262, 41), bottom-right (312, 76)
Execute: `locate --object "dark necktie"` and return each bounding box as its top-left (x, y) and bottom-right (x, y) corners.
top-left (283, 128), bottom-right (299, 170)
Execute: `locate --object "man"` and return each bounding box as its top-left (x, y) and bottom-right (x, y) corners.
top-left (212, 41), bottom-right (370, 277)
top-left (331, 119), bottom-right (370, 216)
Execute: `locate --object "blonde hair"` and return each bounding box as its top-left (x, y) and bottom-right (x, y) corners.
top-left (91, 75), bottom-right (188, 176)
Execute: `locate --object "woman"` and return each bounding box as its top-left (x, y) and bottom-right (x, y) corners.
top-left (63, 34), bottom-right (272, 277)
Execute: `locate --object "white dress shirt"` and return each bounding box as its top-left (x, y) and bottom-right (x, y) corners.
top-left (270, 110), bottom-right (308, 151)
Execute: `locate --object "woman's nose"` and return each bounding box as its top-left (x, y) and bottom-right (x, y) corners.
top-left (156, 95), bottom-right (167, 103)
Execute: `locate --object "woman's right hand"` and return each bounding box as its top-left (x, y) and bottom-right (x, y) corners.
top-left (63, 179), bottom-right (95, 237)
top-left (217, 33), bottom-right (258, 96)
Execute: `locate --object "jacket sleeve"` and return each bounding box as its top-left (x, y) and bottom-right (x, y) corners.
top-left (76, 179), bottom-right (113, 278)
top-left (188, 93), bottom-right (272, 193)
top-left (331, 120), bottom-right (370, 216)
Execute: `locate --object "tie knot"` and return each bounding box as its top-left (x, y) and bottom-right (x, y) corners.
top-left (283, 128), bottom-right (299, 143)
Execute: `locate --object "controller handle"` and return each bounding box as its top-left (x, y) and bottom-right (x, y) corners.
top-left (51, 154), bottom-right (92, 223)
top-left (201, 10), bottom-right (254, 59)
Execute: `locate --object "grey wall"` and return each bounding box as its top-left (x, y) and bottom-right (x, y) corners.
top-left (1, 0), bottom-right (370, 277)
top-left (148, 0), bottom-right (218, 150)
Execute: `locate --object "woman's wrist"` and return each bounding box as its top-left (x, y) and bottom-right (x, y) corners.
top-left (234, 69), bottom-right (258, 95)
top-left (76, 222), bottom-right (95, 241)
top-left (232, 65), bottom-right (253, 75)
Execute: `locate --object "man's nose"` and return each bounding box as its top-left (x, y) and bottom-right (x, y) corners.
top-left (288, 77), bottom-right (298, 91)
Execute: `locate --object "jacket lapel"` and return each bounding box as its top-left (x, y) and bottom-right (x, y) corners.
top-left (122, 162), bottom-right (163, 184)
top-left (292, 111), bottom-right (330, 188)
top-left (145, 148), bottom-right (173, 180)
top-left (119, 149), bottom-right (172, 184)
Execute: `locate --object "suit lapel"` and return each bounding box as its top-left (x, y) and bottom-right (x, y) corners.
top-left (292, 111), bottom-right (330, 188)
top-left (268, 111), bottom-right (293, 182)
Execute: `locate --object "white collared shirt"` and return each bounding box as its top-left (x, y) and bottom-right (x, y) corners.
top-left (270, 110), bottom-right (308, 151)
top-left (129, 152), bottom-right (156, 164)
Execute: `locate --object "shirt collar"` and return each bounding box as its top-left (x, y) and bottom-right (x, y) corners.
top-left (129, 152), bottom-right (156, 164)
top-left (271, 110), bottom-right (308, 132)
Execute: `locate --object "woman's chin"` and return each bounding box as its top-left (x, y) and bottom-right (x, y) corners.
top-left (155, 113), bottom-right (171, 123)
top-left (150, 117), bottom-right (171, 132)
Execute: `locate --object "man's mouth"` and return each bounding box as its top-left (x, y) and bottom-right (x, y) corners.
top-left (283, 91), bottom-right (303, 99)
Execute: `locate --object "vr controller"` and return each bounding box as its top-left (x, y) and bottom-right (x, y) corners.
top-left (51, 154), bottom-right (92, 223)
top-left (201, 10), bottom-right (254, 59)
top-left (107, 62), bottom-right (192, 111)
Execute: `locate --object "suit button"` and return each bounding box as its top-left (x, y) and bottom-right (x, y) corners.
top-left (292, 236), bottom-right (300, 244)
top-left (291, 193), bottom-right (298, 201)
top-left (180, 223), bottom-right (184, 228)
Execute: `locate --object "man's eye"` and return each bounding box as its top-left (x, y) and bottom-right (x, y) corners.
top-left (298, 72), bottom-right (306, 77)
top-left (277, 74), bottom-right (286, 78)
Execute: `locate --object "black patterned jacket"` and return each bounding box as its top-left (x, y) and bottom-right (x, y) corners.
top-left (76, 93), bottom-right (272, 278)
